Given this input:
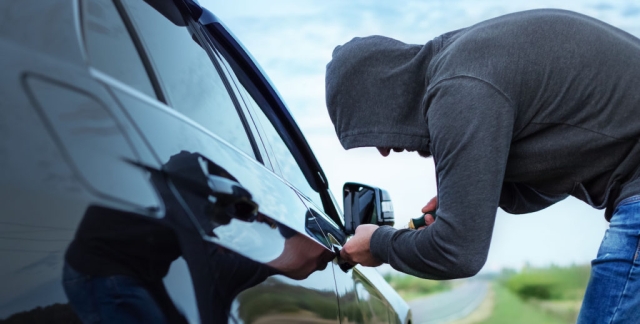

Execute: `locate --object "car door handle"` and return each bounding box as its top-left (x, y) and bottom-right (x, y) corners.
top-left (127, 151), bottom-right (259, 223)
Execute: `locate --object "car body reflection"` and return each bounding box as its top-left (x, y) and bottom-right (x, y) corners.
top-left (57, 151), bottom-right (337, 323)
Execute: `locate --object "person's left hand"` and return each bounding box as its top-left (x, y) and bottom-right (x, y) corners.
top-left (340, 224), bottom-right (383, 267)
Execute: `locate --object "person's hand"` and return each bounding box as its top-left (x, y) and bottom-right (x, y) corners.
top-left (340, 224), bottom-right (383, 267)
top-left (419, 196), bottom-right (438, 228)
top-left (376, 147), bottom-right (405, 157)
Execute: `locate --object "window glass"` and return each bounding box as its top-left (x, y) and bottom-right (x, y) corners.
top-left (235, 83), bottom-right (323, 208)
top-left (82, 0), bottom-right (155, 98)
top-left (211, 49), bottom-right (272, 168)
top-left (211, 49), bottom-right (273, 168)
top-left (206, 44), bottom-right (323, 206)
top-left (122, 1), bottom-right (255, 158)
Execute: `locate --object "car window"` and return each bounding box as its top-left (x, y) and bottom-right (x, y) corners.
top-left (208, 49), bottom-right (273, 169)
top-left (121, 1), bottom-right (255, 158)
top-left (248, 91), bottom-right (322, 207)
top-left (82, 0), bottom-right (155, 98)
top-left (227, 74), bottom-right (324, 208)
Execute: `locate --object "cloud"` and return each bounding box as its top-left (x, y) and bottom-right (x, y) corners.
top-left (592, 2), bottom-right (615, 10)
top-left (622, 5), bottom-right (640, 16)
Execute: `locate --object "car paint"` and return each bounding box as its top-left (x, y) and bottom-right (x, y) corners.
top-left (0, 0), bottom-right (412, 323)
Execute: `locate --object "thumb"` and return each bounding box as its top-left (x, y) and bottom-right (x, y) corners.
top-left (421, 196), bottom-right (438, 213)
top-left (340, 242), bottom-right (355, 264)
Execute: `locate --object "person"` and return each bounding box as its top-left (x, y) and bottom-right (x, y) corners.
top-left (325, 8), bottom-right (640, 323)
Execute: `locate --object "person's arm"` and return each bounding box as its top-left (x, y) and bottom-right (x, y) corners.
top-left (500, 183), bottom-right (567, 214)
top-left (370, 77), bottom-right (514, 279)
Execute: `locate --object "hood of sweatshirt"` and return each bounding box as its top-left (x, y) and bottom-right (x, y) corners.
top-left (325, 35), bottom-right (434, 154)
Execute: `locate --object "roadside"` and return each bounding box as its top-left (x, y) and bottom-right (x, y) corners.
top-left (394, 264), bottom-right (589, 324)
top-left (383, 273), bottom-right (453, 301)
top-left (409, 280), bottom-right (489, 324)
top-left (447, 285), bottom-right (494, 324)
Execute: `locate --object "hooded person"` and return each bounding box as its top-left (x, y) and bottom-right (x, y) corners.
top-left (325, 8), bottom-right (640, 323)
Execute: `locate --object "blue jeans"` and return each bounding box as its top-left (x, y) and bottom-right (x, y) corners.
top-left (578, 196), bottom-right (640, 323)
top-left (62, 263), bottom-right (172, 324)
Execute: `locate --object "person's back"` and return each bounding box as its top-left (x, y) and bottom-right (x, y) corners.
top-left (325, 9), bottom-right (640, 323)
top-left (429, 9), bottom-right (640, 216)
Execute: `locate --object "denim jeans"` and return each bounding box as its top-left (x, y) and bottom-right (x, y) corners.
top-left (578, 196), bottom-right (640, 324)
top-left (62, 263), bottom-right (174, 324)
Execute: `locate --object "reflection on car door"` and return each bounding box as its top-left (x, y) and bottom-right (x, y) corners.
top-left (115, 1), bottom-right (341, 322)
top-left (203, 14), bottom-right (405, 323)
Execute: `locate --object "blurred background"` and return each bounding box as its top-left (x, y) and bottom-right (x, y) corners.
top-left (205, 1), bottom-right (639, 322)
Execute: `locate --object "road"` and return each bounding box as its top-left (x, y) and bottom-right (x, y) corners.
top-left (409, 280), bottom-right (489, 324)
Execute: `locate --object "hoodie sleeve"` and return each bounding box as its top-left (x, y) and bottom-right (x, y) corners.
top-left (370, 77), bottom-right (514, 279)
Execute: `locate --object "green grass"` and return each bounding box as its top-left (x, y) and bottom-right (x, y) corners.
top-left (474, 264), bottom-right (590, 323)
top-left (503, 265), bottom-right (590, 301)
top-left (479, 284), bottom-right (569, 324)
top-left (382, 273), bottom-right (451, 301)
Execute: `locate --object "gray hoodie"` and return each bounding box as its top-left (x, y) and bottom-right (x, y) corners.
top-left (325, 9), bottom-right (640, 279)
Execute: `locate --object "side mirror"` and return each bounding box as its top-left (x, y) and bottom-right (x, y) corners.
top-left (343, 182), bottom-right (395, 235)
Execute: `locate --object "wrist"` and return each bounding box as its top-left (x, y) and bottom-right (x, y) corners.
top-left (370, 225), bottom-right (396, 264)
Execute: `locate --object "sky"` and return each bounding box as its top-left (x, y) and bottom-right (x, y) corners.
top-left (204, 0), bottom-right (640, 272)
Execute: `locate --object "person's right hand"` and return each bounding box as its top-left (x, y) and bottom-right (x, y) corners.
top-left (420, 196), bottom-right (438, 228)
top-left (340, 224), bottom-right (382, 267)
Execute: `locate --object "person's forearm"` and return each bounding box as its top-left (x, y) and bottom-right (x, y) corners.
top-left (371, 225), bottom-right (487, 279)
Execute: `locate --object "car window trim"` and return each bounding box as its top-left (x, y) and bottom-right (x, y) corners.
top-left (209, 46), bottom-right (276, 172)
top-left (204, 35), bottom-right (317, 185)
top-left (187, 21), bottom-right (265, 164)
top-left (113, 0), bottom-right (167, 104)
top-left (203, 21), bottom-right (329, 190)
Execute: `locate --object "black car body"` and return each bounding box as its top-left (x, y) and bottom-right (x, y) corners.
top-left (0, 0), bottom-right (411, 322)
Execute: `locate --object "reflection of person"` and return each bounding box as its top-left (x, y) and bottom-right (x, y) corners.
top-left (325, 9), bottom-right (640, 322)
top-left (63, 151), bottom-right (335, 323)
top-left (63, 206), bottom-right (185, 323)
top-left (62, 151), bottom-right (218, 323)
top-left (267, 232), bottom-right (335, 280)
top-left (199, 220), bottom-right (334, 323)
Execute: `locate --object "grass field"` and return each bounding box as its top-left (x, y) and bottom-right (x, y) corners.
top-left (478, 284), bottom-right (569, 324)
top-left (503, 265), bottom-right (590, 301)
top-left (475, 264), bottom-right (590, 323)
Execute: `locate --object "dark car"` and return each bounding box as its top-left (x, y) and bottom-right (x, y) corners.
top-left (0, 0), bottom-right (411, 322)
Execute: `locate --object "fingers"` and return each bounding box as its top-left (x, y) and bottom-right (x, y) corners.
top-left (417, 214), bottom-right (436, 230)
top-left (377, 147), bottom-right (391, 157)
top-left (377, 147), bottom-right (407, 156)
top-left (421, 196), bottom-right (438, 213)
top-left (426, 213), bottom-right (435, 225)
top-left (424, 213), bottom-right (436, 226)
top-left (341, 224), bottom-right (382, 267)
top-left (419, 196), bottom-right (438, 229)
top-left (340, 247), bottom-right (354, 265)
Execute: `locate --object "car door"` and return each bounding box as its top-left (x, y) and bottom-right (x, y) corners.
top-left (111, 1), bottom-right (342, 322)
top-left (0, 0), bottom-right (169, 321)
top-left (198, 9), bottom-right (410, 324)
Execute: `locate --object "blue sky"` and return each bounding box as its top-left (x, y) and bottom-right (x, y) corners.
top-left (205, 0), bottom-right (639, 271)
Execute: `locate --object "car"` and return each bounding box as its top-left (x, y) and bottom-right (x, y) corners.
top-left (0, 0), bottom-right (412, 323)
